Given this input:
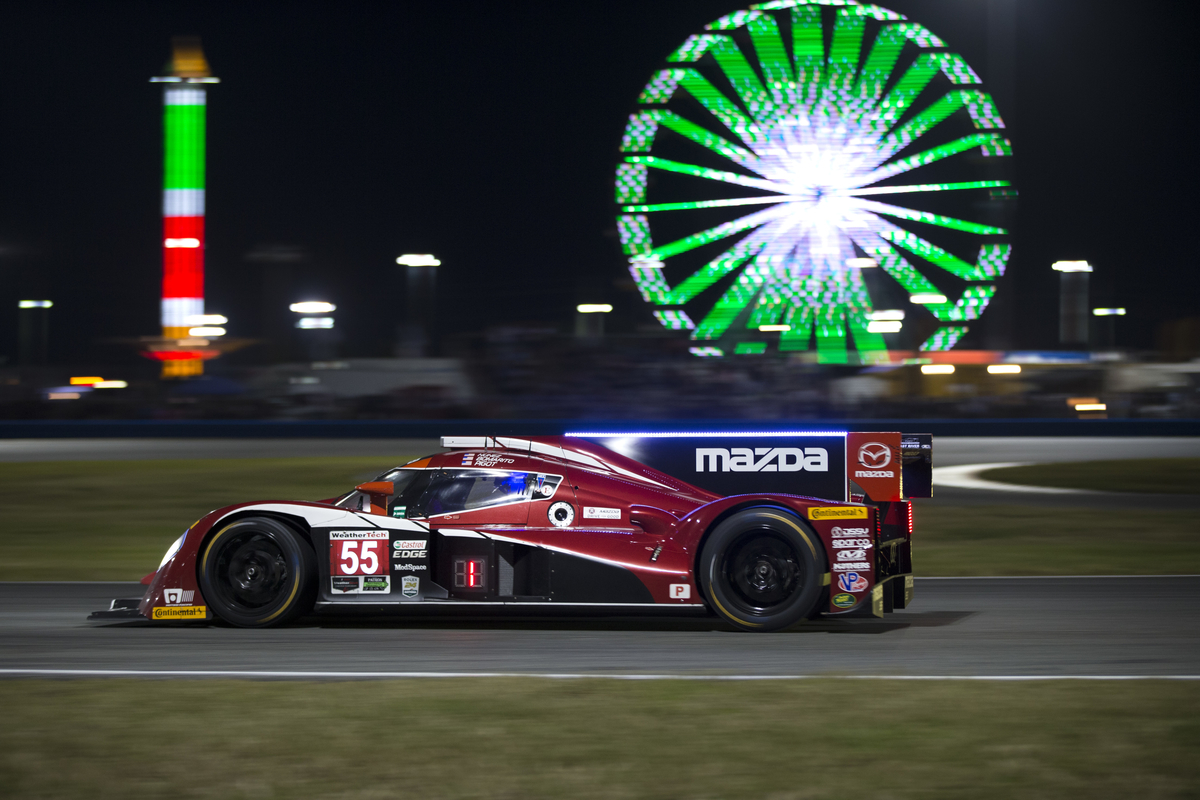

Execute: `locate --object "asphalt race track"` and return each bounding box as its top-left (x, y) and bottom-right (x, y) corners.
top-left (2, 578), bottom-right (1198, 678)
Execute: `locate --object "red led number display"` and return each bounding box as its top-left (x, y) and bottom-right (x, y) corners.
top-left (453, 558), bottom-right (486, 589)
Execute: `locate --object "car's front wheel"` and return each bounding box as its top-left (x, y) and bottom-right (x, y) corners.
top-left (199, 516), bottom-right (316, 628)
top-left (699, 508), bottom-right (825, 632)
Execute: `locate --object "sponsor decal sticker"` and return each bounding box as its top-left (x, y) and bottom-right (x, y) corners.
top-left (331, 576), bottom-right (361, 593)
top-left (162, 588), bottom-right (194, 606)
top-left (469, 453), bottom-right (515, 468)
top-left (855, 469), bottom-right (895, 478)
top-left (669, 583), bottom-right (692, 600)
top-left (837, 572), bottom-right (869, 593)
top-left (831, 592), bottom-right (857, 608)
top-left (857, 442), bottom-right (892, 469)
top-left (834, 539), bottom-right (873, 549)
top-left (329, 531), bottom-right (389, 540)
top-left (583, 507), bottom-right (621, 520)
top-left (393, 539), bottom-right (427, 550)
top-left (832, 562), bottom-right (871, 572)
top-left (361, 575), bottom-right (390, 592)
top-left (836, 549), bottom-right (867, 561)
top-left (392, 563), bottom-right (428, 572)
top-left (402, 576), bottom-right (419, 598)
top-left (391, 505), bottom-right (407, 518)
top-left (831, 527), bottom-right (870, 537)
top-left (152, 606), bottom-right (207, 620)
top-left (807, 506), bottom-right (868, 520)
top-left (695, 447), bottom-right (828, 473)
top-left (392, 549), bottom-right (428, 559)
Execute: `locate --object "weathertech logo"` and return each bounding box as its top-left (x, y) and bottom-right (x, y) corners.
top-left (807, 506), bottom-right (869, 520)
top-left (695, 447), bottom-right (828, 473)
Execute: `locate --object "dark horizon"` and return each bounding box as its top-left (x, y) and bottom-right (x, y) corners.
top-left (0, 0), bottom-right (1195, 366)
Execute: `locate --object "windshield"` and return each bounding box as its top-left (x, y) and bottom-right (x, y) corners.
top-left (335, 468), bottom-right (431, 517)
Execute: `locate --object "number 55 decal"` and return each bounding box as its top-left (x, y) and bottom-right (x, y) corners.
top-left (329, 533), bottom-right (387, 576)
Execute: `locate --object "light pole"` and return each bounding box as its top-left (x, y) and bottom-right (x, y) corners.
top-left (1052, 261), bottom-right (1092, 347)
top-left (396, 254), bottom-right (440, 357)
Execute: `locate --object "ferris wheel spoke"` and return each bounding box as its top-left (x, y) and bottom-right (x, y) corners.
top-left (622, 195), bottom-right (795, 213)
top-left (881, 90), bottom-right (1006, 156)
top-left (626, 156), bottom-right (787, 194)
top-left (852, 199), bottom-right (1008, 235)
top-left (649, 203), bottom-right (794, 260)
top-left (861, 132), bottom-right (1009, 184)
top-left (844, 180), bottom-right (1009, 196)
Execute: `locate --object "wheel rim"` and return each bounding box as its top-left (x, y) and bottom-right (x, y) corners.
top-left (211, 531), bottom-right (290, 611)
top-left (720, 531), bottom-right (803, 614)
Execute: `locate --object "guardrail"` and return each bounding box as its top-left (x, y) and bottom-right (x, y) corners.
top-left (0, 419), bottom-right (1197, 438)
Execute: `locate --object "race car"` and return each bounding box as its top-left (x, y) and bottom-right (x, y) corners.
top-left (91, 430), bottom-right (931, 632)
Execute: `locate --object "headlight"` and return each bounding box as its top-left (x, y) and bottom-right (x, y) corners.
top-left (157, 532), bottom-right (187, 570)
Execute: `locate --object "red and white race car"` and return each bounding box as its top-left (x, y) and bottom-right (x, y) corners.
top-left (92, 431), bottom-right (930, 632)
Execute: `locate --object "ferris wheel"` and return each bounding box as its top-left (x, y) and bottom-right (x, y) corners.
top-left (616, 0), bottom-right (1014, 362)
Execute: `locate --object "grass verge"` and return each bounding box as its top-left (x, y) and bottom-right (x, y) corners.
top-left (1, 678), bottom-right (1197, 799)
top-left (0, 457), bottom-right (414, 581)
top-left (2, 458), bottom-right (1197, 579)
top-left (914, 503), bottom-right (1200, 575)
top-left (980, 458), bottom-right (1200, 494)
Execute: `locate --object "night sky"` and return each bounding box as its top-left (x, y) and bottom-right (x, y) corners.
top-left (0, 0), bottom-right (1196, 365)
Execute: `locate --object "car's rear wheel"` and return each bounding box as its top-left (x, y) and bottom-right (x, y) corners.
top-left (699, 508), bottom-right (825, 632)
top-left (199, 516), bottom-right (316, 628)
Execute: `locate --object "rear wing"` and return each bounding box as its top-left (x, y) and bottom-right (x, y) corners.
top-left (565, 431), bottom-right (932, 503)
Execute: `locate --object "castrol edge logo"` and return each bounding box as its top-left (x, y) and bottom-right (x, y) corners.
top-left (855, 441), bottom-right (894, 479)
top-left (695, 447), bottom-right (828, 473)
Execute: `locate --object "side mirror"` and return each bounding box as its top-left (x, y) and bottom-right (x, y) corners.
top-left (355, 481), bottom-right (394, 516)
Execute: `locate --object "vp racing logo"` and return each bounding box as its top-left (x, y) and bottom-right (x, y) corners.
top-left (695, 448), bottom-right (828, 473)
top-left (855, 442), bottom-right (894, 479)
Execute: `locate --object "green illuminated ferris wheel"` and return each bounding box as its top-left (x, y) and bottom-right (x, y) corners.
top-left (616, 0), bottom-right (1014, 362)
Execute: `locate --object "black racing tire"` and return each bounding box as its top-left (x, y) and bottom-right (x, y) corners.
top-left (198, 516), bottom-right (316, 628)
top-left (698, 507), bottom-right (826, 632)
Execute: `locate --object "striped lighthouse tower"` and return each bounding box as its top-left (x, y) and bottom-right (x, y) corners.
top-left (152, 38), bottom-right (218, 378)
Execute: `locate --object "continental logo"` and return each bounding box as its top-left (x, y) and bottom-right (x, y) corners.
top-left (152, 606), bottom-right (207, 620)
top-left (807, 506), bottom-right (868, 520)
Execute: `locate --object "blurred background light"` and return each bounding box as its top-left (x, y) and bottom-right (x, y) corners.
top-left (396, 254), bottom-right (441, 267)
top-left (290, 302), bottom-right (336, 314)
top-left (185, 314), bottom-right (228, 325)
top-left (163, 238), bottom-right (201, 248)
top-left (18, 300), bottom-right (53, 309)
top-left (987, 364), bottom-right (1022, 374)
top-left (188, 326), bottom-right (226, 337)
top-left (758, 324), bottom-right (790, 332)
top-left (296, 317), bottom-right (334, 329)
top-left (1075, 403), bottom-right (1106, 411)
top-left (845, 258), bottom-right (877, 268)
top-left (69, 376), bottom-right (104, 385)
top-left (867, 320), bottom-right (903, 334)
top-left (93, 380), bottom-right (129, 389)
top-left (910, 294), bottom-right (948, 305)
top-left (921, 364), bottom-right (956, 375)
top-left (1093, 308), bottom-right (1126, 316)
top-left (867, 310), bottom-right (905, 321)
top-left (1052, 260), bottom-right (1092, 272)
top-left (576, 304), bottom-right (612, 314)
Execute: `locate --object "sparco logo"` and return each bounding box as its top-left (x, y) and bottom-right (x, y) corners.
top-left (695, 448), bottom-right (828, 473)
top-left (857, 442), bottom-right (892, 469)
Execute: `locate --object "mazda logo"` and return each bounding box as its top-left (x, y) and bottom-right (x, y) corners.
top-left (857, 442), bottom-right (892, 469)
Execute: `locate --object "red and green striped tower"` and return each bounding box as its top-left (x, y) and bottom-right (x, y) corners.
top-left (152, 37), bottom-right (218, 378)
